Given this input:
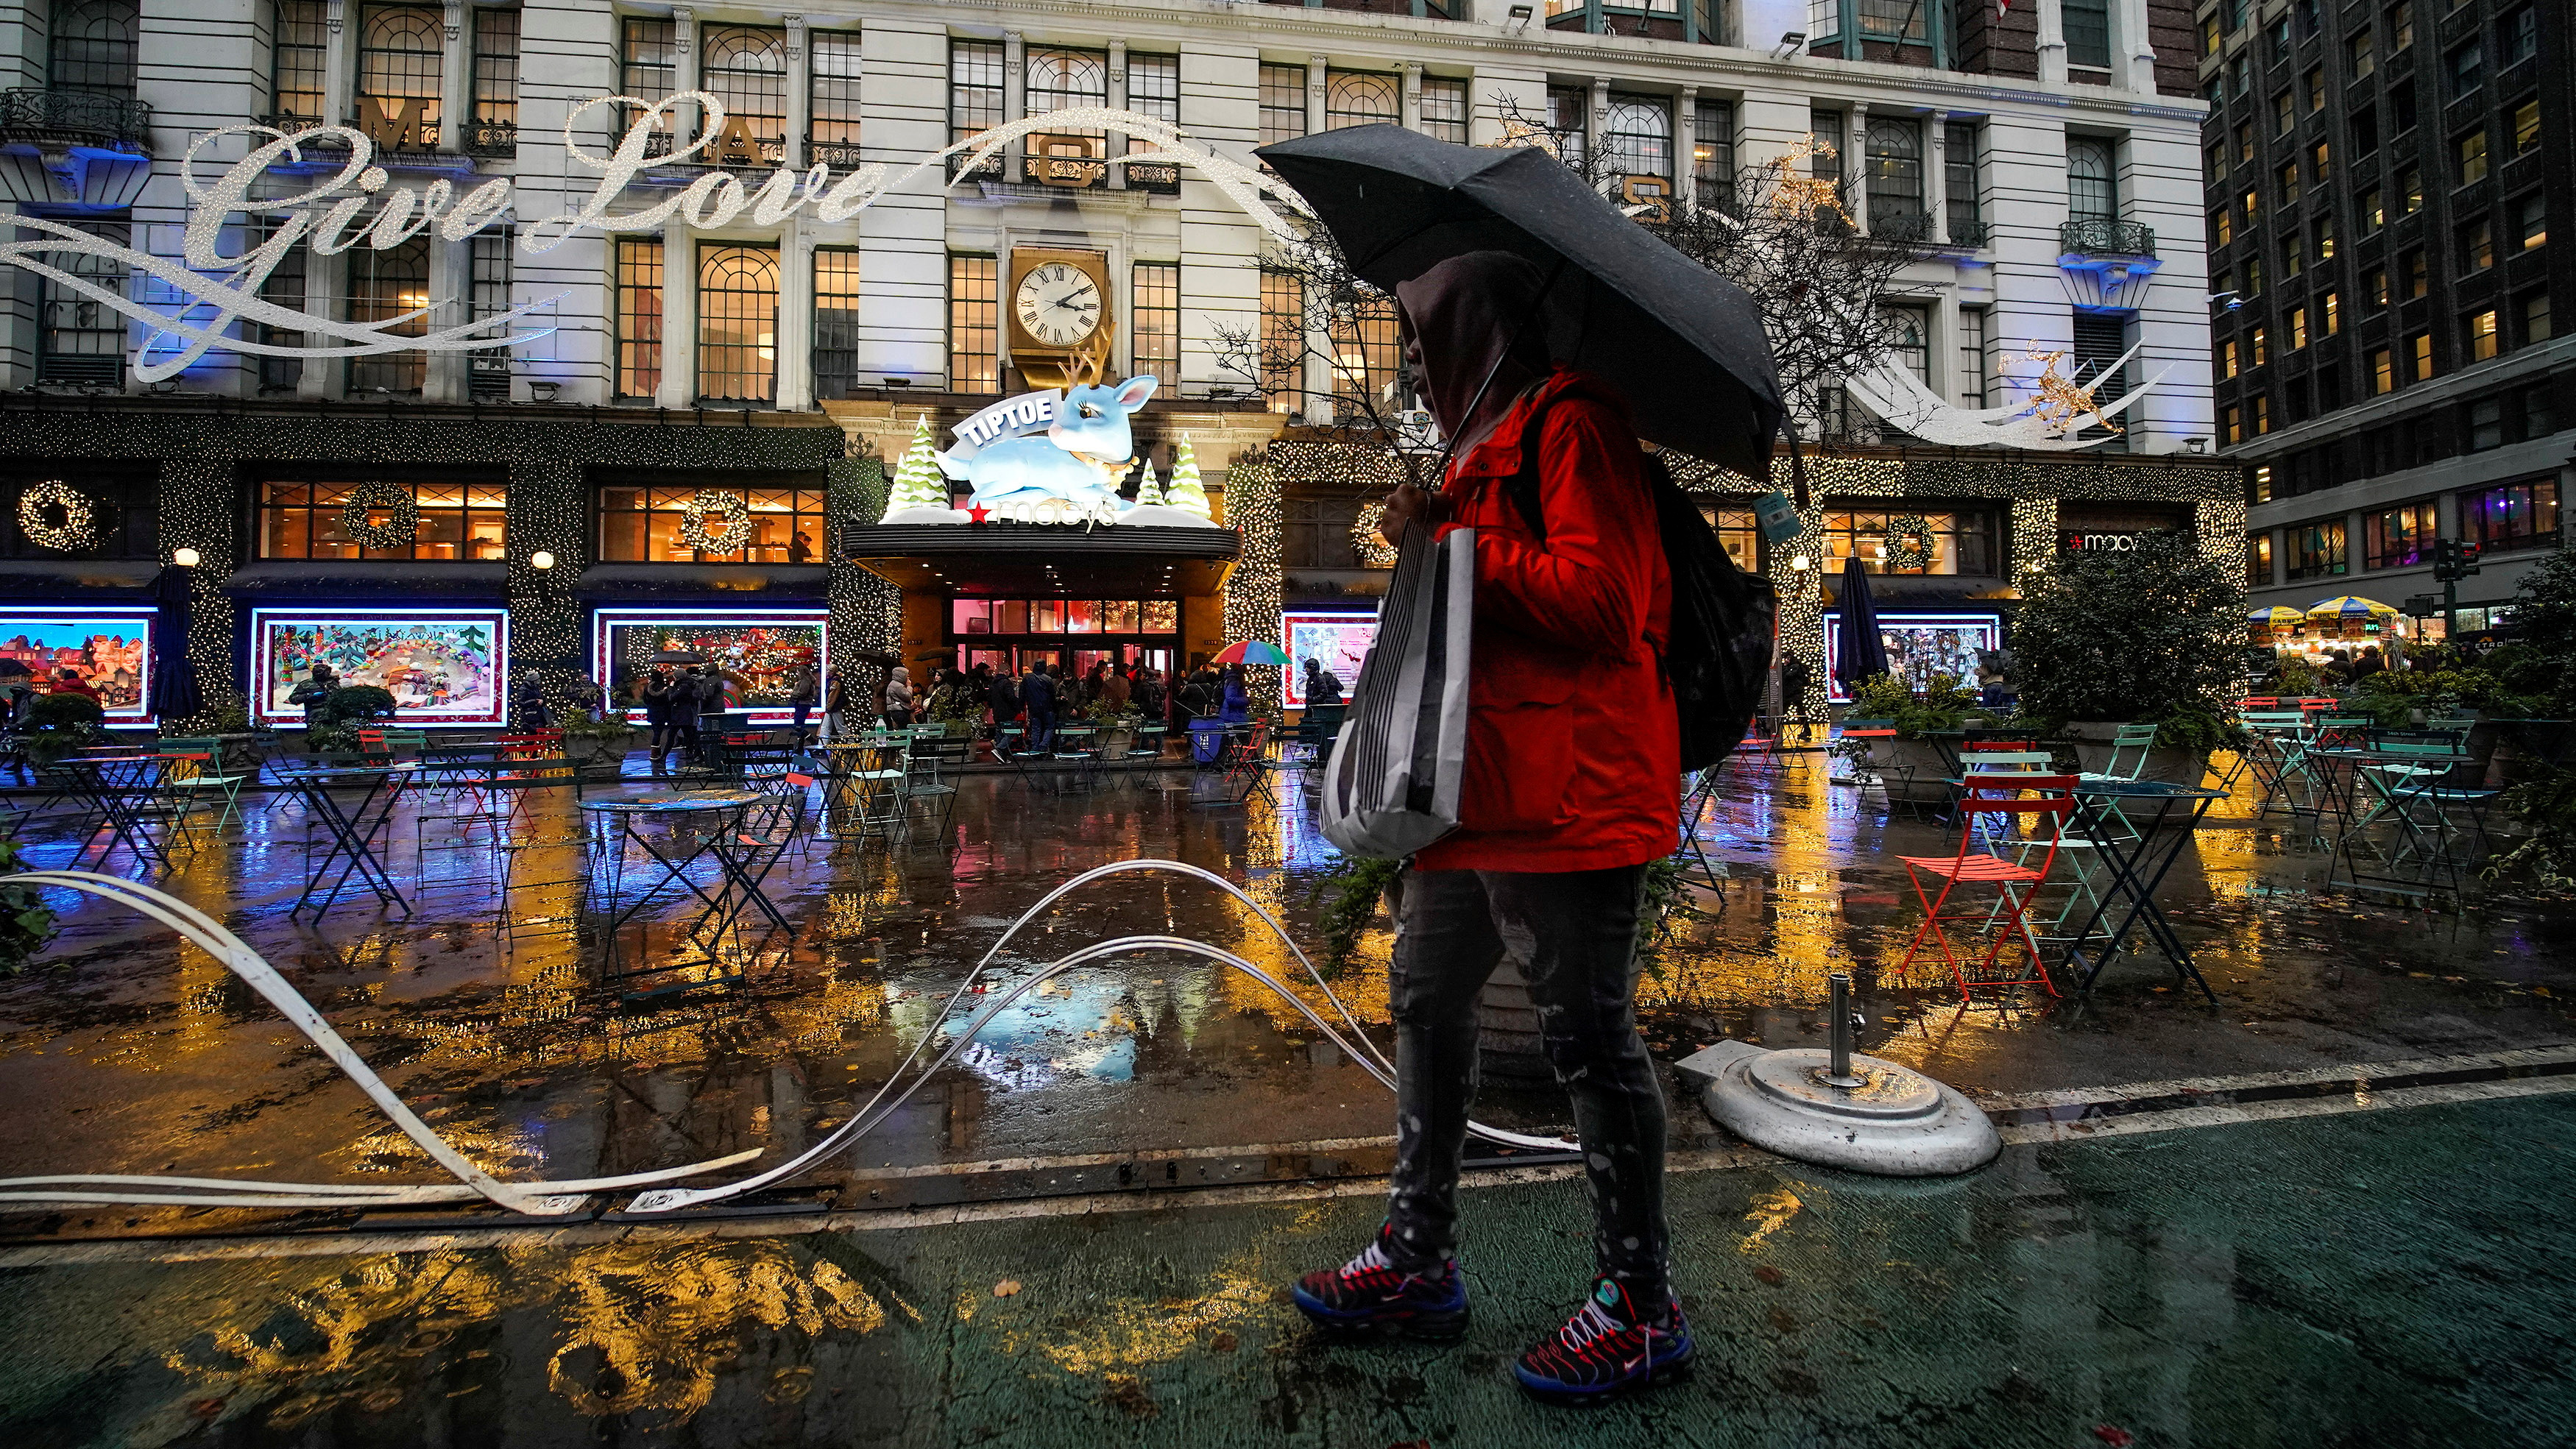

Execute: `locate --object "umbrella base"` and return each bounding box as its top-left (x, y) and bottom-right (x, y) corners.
top-left (1677, 1041), bottom-right (1999, 1177)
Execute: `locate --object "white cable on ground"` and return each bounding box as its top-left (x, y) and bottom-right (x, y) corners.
top-left (0, 871), bottom-right (758, 1213)
top-left (628, 859), bottom-right (1574, 1213)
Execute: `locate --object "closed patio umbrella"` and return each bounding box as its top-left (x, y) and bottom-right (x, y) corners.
top-left (149, 562), bottom-right (203, 723)
top-left (1835, 558), bottom-right (1890, 690)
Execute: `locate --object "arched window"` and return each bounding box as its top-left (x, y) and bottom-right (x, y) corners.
top-left (1325, 71), bottom-right (1398, 130)
top-left (1865, 118), bottom-right (1924, 233)
top-left (698, 244), bottom-right (780, 403)
top-left (701, 24), bottom-right (788, 151)
top-left (49, 0), bottom-right (137, 98)
top-left (1603, 96), bottom-right (1674, 180)
top-left (2067, 137), bottom-right (2118, 222)
top-left (358, 5), bottom-right (444, 144)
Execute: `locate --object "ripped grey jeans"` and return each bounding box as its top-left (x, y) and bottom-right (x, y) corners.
top-left (1380, 864), bottom-right (1669, 1299)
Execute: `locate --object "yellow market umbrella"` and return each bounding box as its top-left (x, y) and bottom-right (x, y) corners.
top-left (2305, 595), bottom-right (2399, 622)
top-left (2247, 605), bottom-right (2306, 626)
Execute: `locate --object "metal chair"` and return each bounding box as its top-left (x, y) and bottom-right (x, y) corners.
top-left (1896, 773), bottom-right (2078, 1004)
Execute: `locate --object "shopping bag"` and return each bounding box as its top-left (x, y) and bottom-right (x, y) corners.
top-left (1318, 523), bottom-right (1475, 857)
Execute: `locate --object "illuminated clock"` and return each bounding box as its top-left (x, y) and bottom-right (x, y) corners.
top-left (1013, 261), bottom-right (1104, 349)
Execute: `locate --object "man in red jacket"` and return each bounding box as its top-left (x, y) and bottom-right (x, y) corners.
top-left (1290, 252), bottom-right (1685, 1404)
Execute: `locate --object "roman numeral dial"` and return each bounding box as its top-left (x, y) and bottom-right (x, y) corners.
top-left (1013, 261), bottom-right (1104, 350)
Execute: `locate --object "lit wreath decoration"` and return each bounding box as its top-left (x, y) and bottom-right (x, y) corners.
top-left (678, 489), bottom-right (754, 553)
top-left (1350, 499), bottom-right (1399, 568)
top-left (1881, 514), bottom-right (1937, 573)
top-left (17, 480), bottom-right (96, 551)
top-left (339, 481), bottom-right (421, 550)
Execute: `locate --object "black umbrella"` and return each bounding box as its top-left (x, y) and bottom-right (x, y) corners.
top-left (1256, 124), bottom-right (1783, 478)
top-left (149, 563), bottom-right (204, 723)
top-left (1835, 558), bottom-right (1890, 690)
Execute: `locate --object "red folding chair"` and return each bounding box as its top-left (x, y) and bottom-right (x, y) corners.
top-left (1897, 772), bottom-right (2077, 1004)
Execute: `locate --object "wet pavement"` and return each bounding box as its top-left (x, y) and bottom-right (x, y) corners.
top-left (2, 750), bottom-right (2572, 1440)
top-left (4, 1091), bottom-right (2570, 1446)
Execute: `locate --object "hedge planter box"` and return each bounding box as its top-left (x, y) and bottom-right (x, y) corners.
top-left (2059, 722), bottom-right (2211, 787)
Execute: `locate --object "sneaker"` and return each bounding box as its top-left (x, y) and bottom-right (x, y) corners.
top-left (1289, 1228), bottom-right (1468, 1338)
top-left (1512, 1278), bottom-right (1694, 1404)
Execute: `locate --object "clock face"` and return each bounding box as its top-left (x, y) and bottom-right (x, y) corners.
top-left (1014, 261), bottom-right (1103, 349)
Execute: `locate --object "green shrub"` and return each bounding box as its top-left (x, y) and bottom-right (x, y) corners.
top-left (2013, 534), bottom-right (2243, 735)
top-left (27, 692), bottom-right (103, 730)
top-left (0, 829), bottom-right (54, 974)
top-left (325, 684), bottom-right (398, 723)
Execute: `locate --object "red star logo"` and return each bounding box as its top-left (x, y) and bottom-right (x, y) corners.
top-left (966, 503), bottom-right (991, 523)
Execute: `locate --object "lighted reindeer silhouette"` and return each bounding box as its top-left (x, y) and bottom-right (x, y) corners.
top-left (936, 327), bottom-right (1156, 524)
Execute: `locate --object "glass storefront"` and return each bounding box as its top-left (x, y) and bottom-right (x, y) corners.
top-left (949, 596), bottom-right (1181, 676)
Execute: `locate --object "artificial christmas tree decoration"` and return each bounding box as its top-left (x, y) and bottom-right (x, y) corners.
top-left (1163, 437), bottom-right (1211, 520)
top-left (880, 415), bottom-right (963, 524)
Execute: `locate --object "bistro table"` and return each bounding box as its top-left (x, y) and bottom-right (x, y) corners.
top-left (275, 763), bottom-right (421, 920)
top-left (2055, 778), bottom-right (2228, 1005)
top-left (579, 790), bottom-right (780, 942)
top-left (53, 754), bottom-right (170, 871)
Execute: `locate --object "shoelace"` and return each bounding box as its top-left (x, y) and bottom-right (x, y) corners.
top-left (1558, 1299), bottom-right (1627, 1352)
top-left (1340, 1239), bottom-right (1395, 1277)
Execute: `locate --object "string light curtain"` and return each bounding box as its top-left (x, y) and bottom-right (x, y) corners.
top-left (697, 244), bottom-right (780, 403)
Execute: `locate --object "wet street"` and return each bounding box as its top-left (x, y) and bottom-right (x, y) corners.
top-left (4, 751), bottom-right (2572, 1444)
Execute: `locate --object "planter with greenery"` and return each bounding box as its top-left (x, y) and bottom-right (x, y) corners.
top-left (2481, 550), bottom-right (2576, 891)
top-left (2011, 534), bottom-right (2245, 783)
top-left (22, 691), bottom-right (105, 765)
top-left (0, 827), bottom-right (54, 974)
top-left (560, 715), bottom-right (638, 775)
top-left (1827, 673), bottom-right (1989, 801)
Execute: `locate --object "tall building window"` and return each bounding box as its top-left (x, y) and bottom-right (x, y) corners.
top-left (1811, 109), bottom-right (1847, 194)
top-left (615, 238), bottom-right (662, 399)
top-left (599, 486), bottom-right (828, 564)
top-left (252, 217), bottom-right (305, 392)
top-left (346, 236), bottom-right (430, 394)
top-left (1945, 121), bottom-right (1981, 241)
top-left (2067, 138), bottom-right (2117, 223)
top-left (2279, 161), bottom-right (2300, 205)
top-left (2251, 323), bottom-right (2269, 366)
top-left (1957, 304), bottom-right (1989, 407)
top-left (1880, 304), bottom-right (1931, 384)
top-left (2371, 348), bottom-right (2393, 394)
top-left (2502, 6), bottom-right (2536, 64)
top-left (2246, 530), bottom-right (2274, 587)
top-left (2254, 393), bottom-right (2272, 434)
top-left (1821, 509), bottom-right (1994, 575)
top-left (471, 7), bottom-right (518, 132)
top-left (695, 244), bottom-right (777, 402)
top-left (621, 17), bottom-right (676, 141)
top-left (34, 217), bottom-right (127, 387)
top-left (2223, 403), bottom-right (2243, 444)
top-left (1128, 53), bottom-right (1180, 127)
top-left (2448, 41), bottom-right (2481, 99)
top-left (1328, 296), bottom-right (1400, 418)
top-left (1259, 270), bottom-right (1303, 411)
top-left (1133, 261), bottom-right (1179, 389)
top-left (2324, 292), bottom-right (2341, 335)
top-left (1326, 71), bottom-right (1398, 131)
top-left (1420, 75), bottom-right (1468, 144)
top-left (1259, 64), bottom-right (1306, 149)
top-left (1027, 46), bottom-right (1108, 129)
top-left (259, 479), bottom-right (505, 561)
top-left (2458, 129), bottom-right (2487, 185)
top-left (810, 29), bottom-right (863, 162)
top-left (467, 231), bottom-right (510, 401)
top-left (357, 5), bottom-right (445, 148)
top-left (2466, 309), bottom-right (2500, 361)
top-left (2524, 289), bottom-right (2553, 344)
top-left (2349, 29), bottom-right (2374, 79)
top-left (2468, 397), bottom-right (2505, 451)
top-left (947, 254), bottom-right (999, 395)
top-left (813, 249), bottom-right (863, 401)
top-left (1857, 0), bottom-right (1932, 52)
top-left (2289, 305), bottom-right (2309, 350)
top-left (1551, 86), bottom-right (1591, 171)
top-left (49, 0), bottom-right (136, 98)
top-left (2072, 311), bottom-right (2131, 446)
top-left (2410, 332), bottom-right (2433, 382)
top-left (950, 39), bottom-right (1005, 162)
top-left (2288, 519), bottom-right (2349, 580)
top-left (2461, 478), bottom-right (2561, 553)
top-left (2365, 501), bottom-right (2437, 569)
top-left (272, 0), bottom-right (327, 118)
top-left (1865, 117), bottom-right (1923, 234)
top-left (2221, 339), bottom-right (2240, 379)
top-left (700, 26), bottom-right (788, 163)
top-left (2460, 217), bottom-right (2494, 272)
top-left (1602, 96), bottom-right (1673, 180)
top-left (1694, 102), bottom-right (1735, 208)
top-left (2063, 0), bottom-right (2113, 71)
top-left (2513, 192), bottom-right (2547, 251)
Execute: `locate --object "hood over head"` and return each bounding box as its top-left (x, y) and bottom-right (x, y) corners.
top-left (1394, 250), bottom-right (1553, 443)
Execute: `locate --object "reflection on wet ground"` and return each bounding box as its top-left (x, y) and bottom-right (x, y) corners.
top-left (5, 1094), bottom-right (2569, 1446)
top-left (2, 754), bottom-right (2571, 1236)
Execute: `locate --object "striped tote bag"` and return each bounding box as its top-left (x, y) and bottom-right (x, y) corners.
top-left (1318, 525), bottom-right (1476, 858)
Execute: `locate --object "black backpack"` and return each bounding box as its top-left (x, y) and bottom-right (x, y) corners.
top-left (1504, 403), bottom-right (1779, 773)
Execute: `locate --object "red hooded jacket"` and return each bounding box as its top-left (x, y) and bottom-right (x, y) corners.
top-left (1414, 366), bottom-right (1678, 874)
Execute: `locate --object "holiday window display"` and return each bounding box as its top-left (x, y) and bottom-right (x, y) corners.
top-left (0, 607), bottom-right (153, 718)
top-left (592, 608), bottom-right (829, 725)
top-left (1281, 612), bottom-right (1378, 709)
top-left (250, 609), bottom-right (507, 726)
top-left (15, 481), bottom-right (98, 552)
top-left (1823, 612), bottom-right (2002, 702)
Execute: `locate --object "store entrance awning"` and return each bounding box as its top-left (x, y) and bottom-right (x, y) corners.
top-left (837, 522), bottom-right (1239, 596)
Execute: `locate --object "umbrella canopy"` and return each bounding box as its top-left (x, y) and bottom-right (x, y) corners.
top-left (2305, 595), bottom-right (2398, 620)
top-left (1212, 640), bottom-right (1291, 666)
top-left (149, 563), bottom-right (203, 723)
top-left (648, 648), bottom-right (707, 665)
top-left (2247, 605), bottom-right (2307, 626)
top-left (1835, 559), bottom-right (1890, 688)
top-left (1256, 124), bottom-right (1783, 478)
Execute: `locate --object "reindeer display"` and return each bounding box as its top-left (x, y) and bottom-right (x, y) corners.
top-left (935, 328), bottom-right (1156, 524)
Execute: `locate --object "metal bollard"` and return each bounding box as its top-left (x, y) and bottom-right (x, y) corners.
top-left (1823, 973), bottom-right (1864, 1088)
